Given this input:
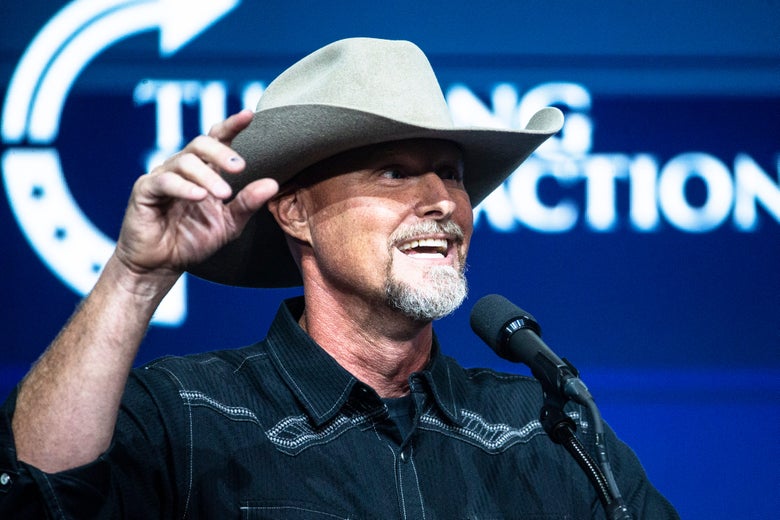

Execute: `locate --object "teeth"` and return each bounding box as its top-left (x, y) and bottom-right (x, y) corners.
top-left (398, 238), bottom-right (448, 253)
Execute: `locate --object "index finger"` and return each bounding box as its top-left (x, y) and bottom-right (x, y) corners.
top-left (208, 109), bottom-right (254, 143)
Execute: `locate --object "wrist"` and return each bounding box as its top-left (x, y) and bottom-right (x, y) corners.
top-left (97, 253), bottom-right (181, 314)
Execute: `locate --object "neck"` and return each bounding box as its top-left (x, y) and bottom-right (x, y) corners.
top-left (300, 289), bottom-right (433, 398)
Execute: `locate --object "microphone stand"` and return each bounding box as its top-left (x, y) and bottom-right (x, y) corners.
top-left (468, 296), bottom-right (632, 519)
top-left (538, 366), bottom-right (632, 520)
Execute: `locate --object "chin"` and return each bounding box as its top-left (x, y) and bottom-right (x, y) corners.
top-left (385, 265), bottom-right (468, 321)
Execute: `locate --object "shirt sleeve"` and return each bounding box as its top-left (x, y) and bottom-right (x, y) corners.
top-left (0, 373), bottom-right (181, 519)
top-left (0, 386), bottom-right (110, 518)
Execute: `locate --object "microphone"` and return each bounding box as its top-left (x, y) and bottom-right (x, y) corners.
top-left (470, 294), bottom-right (632, 519)
top-left (469, 294), bottom-right (591, 403)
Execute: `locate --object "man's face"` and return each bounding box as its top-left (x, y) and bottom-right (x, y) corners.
top-left (294, 138), bottom-right (473, 321)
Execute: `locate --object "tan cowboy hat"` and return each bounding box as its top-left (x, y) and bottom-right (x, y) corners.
top-left (188, 37), bottom-right (563, 287)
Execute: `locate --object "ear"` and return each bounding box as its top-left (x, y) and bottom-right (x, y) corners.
top-left (267, 190), bottom-right (312, 245)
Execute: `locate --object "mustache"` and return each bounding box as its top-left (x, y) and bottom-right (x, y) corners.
top-left (389, 220), bottom-right (465, 247)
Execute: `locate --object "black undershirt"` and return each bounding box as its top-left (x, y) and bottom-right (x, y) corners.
top-left (382, 394), bottom-right (415, 441)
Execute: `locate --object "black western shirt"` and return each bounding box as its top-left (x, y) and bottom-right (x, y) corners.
top-left (0, 297), bottom-right (678, 518)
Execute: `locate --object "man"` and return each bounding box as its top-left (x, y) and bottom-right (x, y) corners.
top-left (0, 38), bottom-right (678, 518)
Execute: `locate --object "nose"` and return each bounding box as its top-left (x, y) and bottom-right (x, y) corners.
top-left (414, 172), bottom-right (458, 220)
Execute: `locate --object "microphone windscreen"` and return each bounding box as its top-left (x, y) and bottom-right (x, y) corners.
top-left (470, 294), bottom-right (536, 354)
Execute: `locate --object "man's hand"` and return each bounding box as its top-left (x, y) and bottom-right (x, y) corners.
top-left (11, 110), bottom-right (278, 472)
top-left (115, 109), bottom-right (278, 282)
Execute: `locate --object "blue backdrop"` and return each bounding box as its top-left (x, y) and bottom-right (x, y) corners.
top-left (2, 1), bottom-right (778, 518)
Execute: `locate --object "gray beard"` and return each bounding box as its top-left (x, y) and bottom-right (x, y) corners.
top-left (384, 264), bottom-right (468, 322)
top-left (383, 219), bottom-right (469, 321)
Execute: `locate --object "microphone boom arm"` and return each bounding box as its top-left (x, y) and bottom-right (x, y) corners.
top-left (471, 295), bottom-right (632, 520)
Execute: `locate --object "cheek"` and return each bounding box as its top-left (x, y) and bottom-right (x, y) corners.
top-left (308, 199), bottom-right (400, 272)
top-left (454, 194), bottom-right (474, 240)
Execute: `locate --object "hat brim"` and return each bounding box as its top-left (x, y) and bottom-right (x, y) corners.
top-left (187, 104), bottom-right (562, 287)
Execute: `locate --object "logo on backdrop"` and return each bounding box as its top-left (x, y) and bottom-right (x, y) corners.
top-left (456, 84), bottom-right (779, 234)
top-left (1, 0), bottom-right (241, 325)
top-left (2, 1), bottom-right (778, 327)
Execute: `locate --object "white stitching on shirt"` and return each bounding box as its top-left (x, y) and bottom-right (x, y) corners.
top-left (178, 390), bottom-right (261, 425)
top-left (267, 339), bottom-right (353, 420)
top-left (239, 504), bottom-right (349, 518)
top-left (406, 445), bottom-right (425, 520)
top-left (379, 433), bottom-right (406, 520)
top-left (152, 365), bottom-right (194, 520)
top-left (266, 407), bottom-right (384, 455)
top-left (418, 408), bottom-right (585, 453)
top-left (233, 352), bottom-right (267, 374)
top-left (267, 345), bottom-right (321, 416)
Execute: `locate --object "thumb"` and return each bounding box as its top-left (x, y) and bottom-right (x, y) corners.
top-left (226, 177), bottom-right (280, 229)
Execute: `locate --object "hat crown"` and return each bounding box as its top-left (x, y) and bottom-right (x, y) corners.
top-left (257, 38), bottom-right (454, 128)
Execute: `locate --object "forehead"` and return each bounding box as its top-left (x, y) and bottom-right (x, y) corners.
top-left (358, 139), bottom-right (462, 163)
top-left (290, 138), bottom-right (463, 187)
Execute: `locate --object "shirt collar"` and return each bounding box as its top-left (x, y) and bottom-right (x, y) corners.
top-left (265, 297), bottom-right (358, 427)
top-left (265, 297), bottom-right (469, 427)
top-left (416, 336), bottom-right (468, 424)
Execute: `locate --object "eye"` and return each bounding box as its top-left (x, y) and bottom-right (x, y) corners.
top-left (436, 164), bottom-right (464, 183)
top-left (379, 167), bottom-right (406, 180)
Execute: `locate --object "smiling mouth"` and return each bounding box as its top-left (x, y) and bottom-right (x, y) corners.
top-left (397, 238), bottom-right (450, 258)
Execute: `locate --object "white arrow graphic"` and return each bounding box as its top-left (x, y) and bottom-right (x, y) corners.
top-left (24, 0), bottom-right (240, 143)
top-left (1, 0), bottom-right (130, 142)
top-left (1, 0), bottom-right (241, 325)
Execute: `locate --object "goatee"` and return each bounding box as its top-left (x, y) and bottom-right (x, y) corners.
top-left (384, 220), bottom-right (468, 321)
